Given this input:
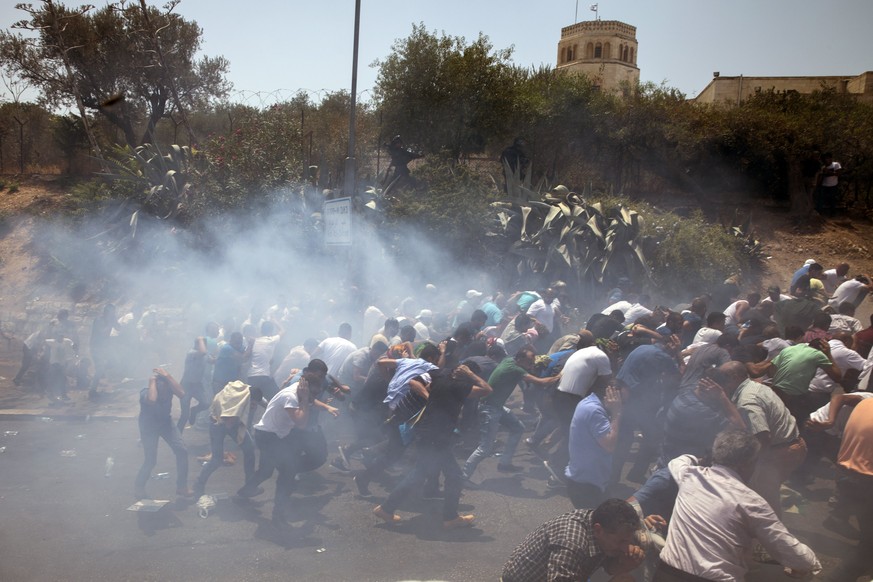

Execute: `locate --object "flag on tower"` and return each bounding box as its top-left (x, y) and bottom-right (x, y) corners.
top-left (590, 3), bottom-right (598, 11)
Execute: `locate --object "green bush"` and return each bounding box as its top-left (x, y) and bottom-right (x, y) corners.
top-left (648, 209), bottom-right (746, 298)
top-left (385, 157), bottom-right (495, 258)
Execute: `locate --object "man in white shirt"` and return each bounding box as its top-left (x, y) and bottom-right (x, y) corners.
top-left (655, 430), bottom-right (820, 582)
top-left (830, 275), bottom-right (873, 309)
top-left (816, 152), bottom-right (842, 215)
top-left (828, 301), bottom-right (863, 335)
top-left (623, 295), bottom-right (654, 325)
top-left (247, 321), bottom-right (285, 404)
top-left (237, 371), bottom-right (315, 528)
top-left (722, 293), bottom-right (760, 332)
top-left (311, 322), bottom-right (357, 376)
top-left (526, 287), bottom-right (558, 334)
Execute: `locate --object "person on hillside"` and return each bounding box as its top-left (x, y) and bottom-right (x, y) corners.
top-left (816, 152), bottom-right (842, 215)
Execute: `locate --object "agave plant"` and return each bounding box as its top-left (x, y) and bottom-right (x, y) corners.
top-left (489, 182), bottom-right (650, 302)
top-left (96, 143), bottom-right (193, 238)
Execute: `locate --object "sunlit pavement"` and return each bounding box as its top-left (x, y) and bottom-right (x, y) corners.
top-left (0, 411), bottom-right (860, 582)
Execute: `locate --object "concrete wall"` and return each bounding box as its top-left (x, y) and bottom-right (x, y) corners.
top-left (694, 72), bottom-right (873, 105)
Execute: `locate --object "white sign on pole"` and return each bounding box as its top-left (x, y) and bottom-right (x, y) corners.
top-left (323, 197), bottom-right (352, 247)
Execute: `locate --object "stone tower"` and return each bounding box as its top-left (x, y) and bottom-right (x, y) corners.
top-left (556, 20), bottom-right (639, 92)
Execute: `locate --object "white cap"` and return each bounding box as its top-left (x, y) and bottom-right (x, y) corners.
top-left (416, 309), bottom-right (433, 319)
top-left (804, 259), bottom-right (816, 265)
top-left (466, 289), bottom-right (483, 300)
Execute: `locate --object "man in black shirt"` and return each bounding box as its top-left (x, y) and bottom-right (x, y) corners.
top-left (134, 368), bottom-right (191, 499)
top-left (373, 364), bottom-right (492, 529)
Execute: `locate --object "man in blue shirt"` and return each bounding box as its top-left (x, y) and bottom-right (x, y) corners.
top-left (566, 385), bottom-right (624, 509)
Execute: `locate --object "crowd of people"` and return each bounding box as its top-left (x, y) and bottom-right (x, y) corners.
top-left (11, 259), bottom-right (873, 581)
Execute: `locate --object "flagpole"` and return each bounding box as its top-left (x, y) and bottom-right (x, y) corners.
top-left (575, 0), bottom-right (578, 23)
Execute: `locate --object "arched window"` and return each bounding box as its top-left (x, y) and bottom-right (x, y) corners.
top-left (630, 47), bottom-right (635, 64)
top-left (560, 47), bottom-right (566, 63)
top-left (594, 42), bottom-right (602, 58)
top-left (586, 42), bottom-right (594, 59)
top-left (573, 44), bottom-right (578, 60)
top-left (603, 42), bottom-right (611, 59)
top-left (623, 46), bottom-right (629, 62)
top-left (618, 43), bottom-right (624, 61)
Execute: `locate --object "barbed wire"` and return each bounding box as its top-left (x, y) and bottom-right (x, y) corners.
top-left (224, 88), bottom-right (375, 108)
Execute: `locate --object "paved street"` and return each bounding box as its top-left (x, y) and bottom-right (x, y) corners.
top-left (0, 384), bottom-right (863, 582)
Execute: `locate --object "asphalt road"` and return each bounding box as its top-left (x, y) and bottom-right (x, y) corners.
top-left (0, 408), bottom-right (864, 582)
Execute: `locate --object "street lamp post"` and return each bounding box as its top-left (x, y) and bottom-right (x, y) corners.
top-left (343, 0), bottom-right (361, 198)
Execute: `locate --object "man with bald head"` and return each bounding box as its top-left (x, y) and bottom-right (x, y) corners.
top-left (711, 361), bottom-right (806, 517)
top-left (542, 331), bottom-right (613, 486)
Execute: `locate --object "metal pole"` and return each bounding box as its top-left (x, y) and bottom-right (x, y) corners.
top-left (343, 0), bottom-right (361, 198)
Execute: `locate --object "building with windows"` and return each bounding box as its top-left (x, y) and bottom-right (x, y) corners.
top-left (693, 71), bottom-right (873, 105)
top-left (556, 20), bottom-right (639, 92)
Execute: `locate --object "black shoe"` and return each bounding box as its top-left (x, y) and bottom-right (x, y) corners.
top-left (353, 475), bottom-right (371, 497)
top-left (497, 463), bottom-right (524, 473)
top-left (236, 485), bottom-right (264, 498)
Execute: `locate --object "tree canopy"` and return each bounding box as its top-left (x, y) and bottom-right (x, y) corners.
top-left (0, 0), bottom-right (230, 149)
top-left (374, 23), bottom-right (518, 159)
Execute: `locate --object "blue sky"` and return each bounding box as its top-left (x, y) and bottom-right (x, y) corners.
top-left (3, 0), bottom-right (872, 104)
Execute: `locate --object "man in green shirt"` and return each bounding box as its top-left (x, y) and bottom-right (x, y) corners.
top-left (749, 339), bottom-right (841, 423)
top-left (462, 346), bottom-right (559, 480)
